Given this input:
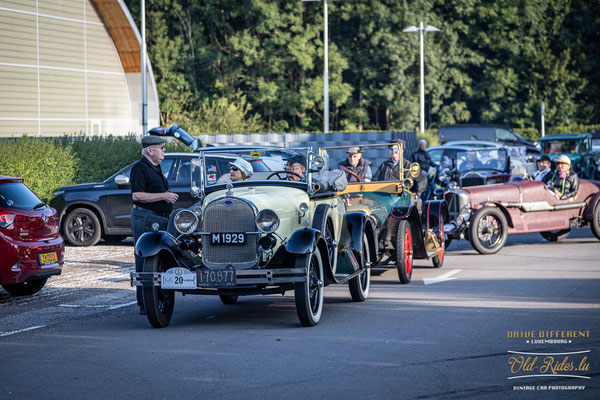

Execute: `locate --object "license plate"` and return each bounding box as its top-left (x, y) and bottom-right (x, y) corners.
top-left (161, 268), bottom-right (197, 290)
top-left (38, 252), bottom-right (58, 266)
top-left (198, 267), bottom-right (236, 288)
top-left (210, 233), bottom-right (246, 245)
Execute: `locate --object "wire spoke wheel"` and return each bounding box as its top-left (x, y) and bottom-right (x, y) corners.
top-left (468, 207), bottom-right (508, 255)
top-left (294, 251), bottom-right (324, 327)
top-left (349, 233), bottom-right (371, 301)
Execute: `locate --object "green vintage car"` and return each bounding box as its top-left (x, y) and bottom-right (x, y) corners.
top-left (131, 146), bottom-right (375, 328)
top-left (321, 143), bottom-right (448, 284)
top-left (540, 133), bottom-right (600, 179)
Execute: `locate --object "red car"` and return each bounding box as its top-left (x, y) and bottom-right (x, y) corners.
top-left (0, 175), bottom-right (64, 295)
top-left (444, 179), bottom-right (600, 254)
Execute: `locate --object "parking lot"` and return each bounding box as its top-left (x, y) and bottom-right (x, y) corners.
top-left (1, 229), bottom-right (599, 399)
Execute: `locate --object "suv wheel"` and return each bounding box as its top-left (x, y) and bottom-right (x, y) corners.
top-left (63, 208), bottom-right (102, 246)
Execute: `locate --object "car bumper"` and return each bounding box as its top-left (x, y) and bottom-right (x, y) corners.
top-left (0, 235), bottom-right (64, 284)
top-left (130, 267), bottom-right (306, 289)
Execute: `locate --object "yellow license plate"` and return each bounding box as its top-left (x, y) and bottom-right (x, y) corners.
top-left (39, 252), bottom-right (58, 265)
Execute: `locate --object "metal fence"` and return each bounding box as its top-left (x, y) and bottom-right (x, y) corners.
top-left (197, 131), bottom-right (417, 171)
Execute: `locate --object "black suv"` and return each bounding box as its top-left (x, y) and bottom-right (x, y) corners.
top-left (438, 124), bottom-right (539, 155)
top-left (49, 152), bottom-right (277, 246)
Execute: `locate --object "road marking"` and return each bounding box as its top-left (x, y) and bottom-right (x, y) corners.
top-left (423, 269), bottom-right (463, 285)
top-left (58, 301), bottom-right (137, 310)
top-left (108, 301), bottom-right (137, 310)
top-left (0, 325), bottom-right (46, 337)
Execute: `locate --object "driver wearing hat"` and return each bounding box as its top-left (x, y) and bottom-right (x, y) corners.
top-left (546, 155), bottom-right (579, 200)
top-left (338, 147), bottom-right (372, 182)
top-left (533, 155), bottom-right (552, 182)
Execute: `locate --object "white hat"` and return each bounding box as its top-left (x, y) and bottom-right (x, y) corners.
top-left (556, 154), bottom-right (571, 166)
top-left (229, 157), bottom-right (253, 178)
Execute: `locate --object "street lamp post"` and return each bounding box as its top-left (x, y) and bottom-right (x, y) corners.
top-left (141, 0), bottom-right (147, 136)
top-left (403, 21), bottom-right (440, 134)
top-left (303, 0), bottom-right (329, 133)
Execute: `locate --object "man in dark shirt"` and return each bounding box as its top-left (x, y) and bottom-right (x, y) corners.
top-left (411, 139), bottom-right (432, 172)
top-left (130, 135), bottom-right (179, 314)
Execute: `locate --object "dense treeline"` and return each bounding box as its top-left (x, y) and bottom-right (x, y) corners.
top-left (125, 0), bottom-right (599, 135)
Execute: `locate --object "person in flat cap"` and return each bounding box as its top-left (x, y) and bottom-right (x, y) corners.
top-left (533, 155), bottom-right (552, 182)
top-left (545, 155), bottom-right (579, 200)
top-left (130, 134), bottom-right (178, 315)
top-left (373, 138), bottom-right (427, 193)
top-left (338, 146), bottom-right (372, 182)
top-left (229, 157), bottom-right (253, 181)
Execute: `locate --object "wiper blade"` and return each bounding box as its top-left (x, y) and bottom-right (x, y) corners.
top-left (33, 202), bottom-right (47, 210)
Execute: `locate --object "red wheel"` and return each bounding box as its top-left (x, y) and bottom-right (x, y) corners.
top-left (395, 220), bottom-right (413, 284)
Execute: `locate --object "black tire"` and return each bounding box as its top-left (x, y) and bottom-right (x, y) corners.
top-left (432, 222), bottom-right (445, 268)
top-left (468, 207), bottom-right (508, 255)
top-left (323, 219), bottom-right (337, 269)
top-left (142, 255), bottom-right (175, 328)
top-left (591, 203), bottom-right (600, 240)
top-left (1, 278), bottom-right (47, 296)
top-left (294, 251), bottom-right (324, 327)
top-left (395, 220), bottom-right (413, 284)
top-left (103, 235), bottom-right (126, 243)
top-left (539, 229), bottom-right (571, 242)
top-left (348, 234), bottom-right (371, 302)
top-left (63, 208), bottom-right (102, 246)
top-left (219, 295), bottom-right (238, 305)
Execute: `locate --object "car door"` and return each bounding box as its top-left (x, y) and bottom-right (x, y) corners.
top-left (103, 157), bottom-right (177, 232)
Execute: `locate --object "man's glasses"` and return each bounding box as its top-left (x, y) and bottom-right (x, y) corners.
top-left (230, 166), bottom-right (239, 172)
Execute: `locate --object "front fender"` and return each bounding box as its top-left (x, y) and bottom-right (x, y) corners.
top-left (584, 191), bottom-right (600, 221)
top-left (285, 228), bottom-right (320, 255)
top-left (135, 231), bottom-right (177, 258)
top-left (346, 212), bottom-right (367, 253)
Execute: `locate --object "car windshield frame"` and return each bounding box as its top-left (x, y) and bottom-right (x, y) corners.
top-left (191, 147), bottom-right (314, 196)
top-left (454, 148), bottom-right (509, 173)
top-left (542, 138), bottom-right (582, 155)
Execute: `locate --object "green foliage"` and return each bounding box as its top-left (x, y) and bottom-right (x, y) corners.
top-left (0, 138), bottom-right (76, 202)
top-left (124, 0), bottom-right (599, 133)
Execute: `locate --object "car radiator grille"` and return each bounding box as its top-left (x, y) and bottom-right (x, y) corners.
top-left (444, 192), bottom-right (462, 221)
top-left (202, 197), bottom-right (258, 270)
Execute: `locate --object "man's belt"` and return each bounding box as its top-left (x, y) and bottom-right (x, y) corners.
top-left (133, 204), bottom-right (171, 219)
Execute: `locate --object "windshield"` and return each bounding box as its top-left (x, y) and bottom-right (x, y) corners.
top-left (192, 147), bottom-right (311, 190)
top-left (542, 139), bottom-right (580, 155)
top-left (455, 148), bottom-right (508, 172)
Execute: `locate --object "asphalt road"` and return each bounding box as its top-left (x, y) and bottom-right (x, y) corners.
top-left (1, 229), bottom-right (599, 400)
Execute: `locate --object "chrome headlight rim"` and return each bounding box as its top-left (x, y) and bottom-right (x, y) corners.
top-left (174, 209), bottom-right (199, 234)
top-left (255, 209), bottom-right (280, 233)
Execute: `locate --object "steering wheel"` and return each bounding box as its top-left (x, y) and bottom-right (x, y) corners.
top-left (340, 167), bottom-right (360, 181)
top-left (266, 170), bottom-right (303, 180)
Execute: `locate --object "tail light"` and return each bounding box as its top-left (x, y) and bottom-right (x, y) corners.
top-left (0, 212), bottom-right (30, 228)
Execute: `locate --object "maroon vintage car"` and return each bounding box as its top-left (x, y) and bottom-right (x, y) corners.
top-left (443, 179), bottom-right (600, 254)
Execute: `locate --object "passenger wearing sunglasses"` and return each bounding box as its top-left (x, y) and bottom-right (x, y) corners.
top-left (229, 158), bottom-right (253, 181)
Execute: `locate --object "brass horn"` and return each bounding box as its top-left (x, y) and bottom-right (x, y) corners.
top-left (409, 162), bottom-right (421, 178)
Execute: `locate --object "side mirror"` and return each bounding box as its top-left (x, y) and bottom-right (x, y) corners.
top-left (114, 175), bottom-right (130, 186)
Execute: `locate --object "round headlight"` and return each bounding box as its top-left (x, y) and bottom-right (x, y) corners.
top-left (255, 209), bottom-right (280, 233)
top-left (312, 156), bottom-right (326, 170)
top-left (174, 210), bottom-right (198, 234)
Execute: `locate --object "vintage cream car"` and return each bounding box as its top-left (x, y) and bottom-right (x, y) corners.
top-left (131, 147), bottom-right (375, 328)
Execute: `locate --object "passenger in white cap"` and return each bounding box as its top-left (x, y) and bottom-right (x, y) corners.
top-left (229, 157), bottom-right (253, 181)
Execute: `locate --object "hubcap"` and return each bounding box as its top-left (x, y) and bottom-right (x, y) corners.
top-left (478, 215), bottom-right (501, 247)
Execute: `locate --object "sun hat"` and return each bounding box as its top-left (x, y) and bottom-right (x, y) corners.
top-left (229, 157), bottom-right (253, 178)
